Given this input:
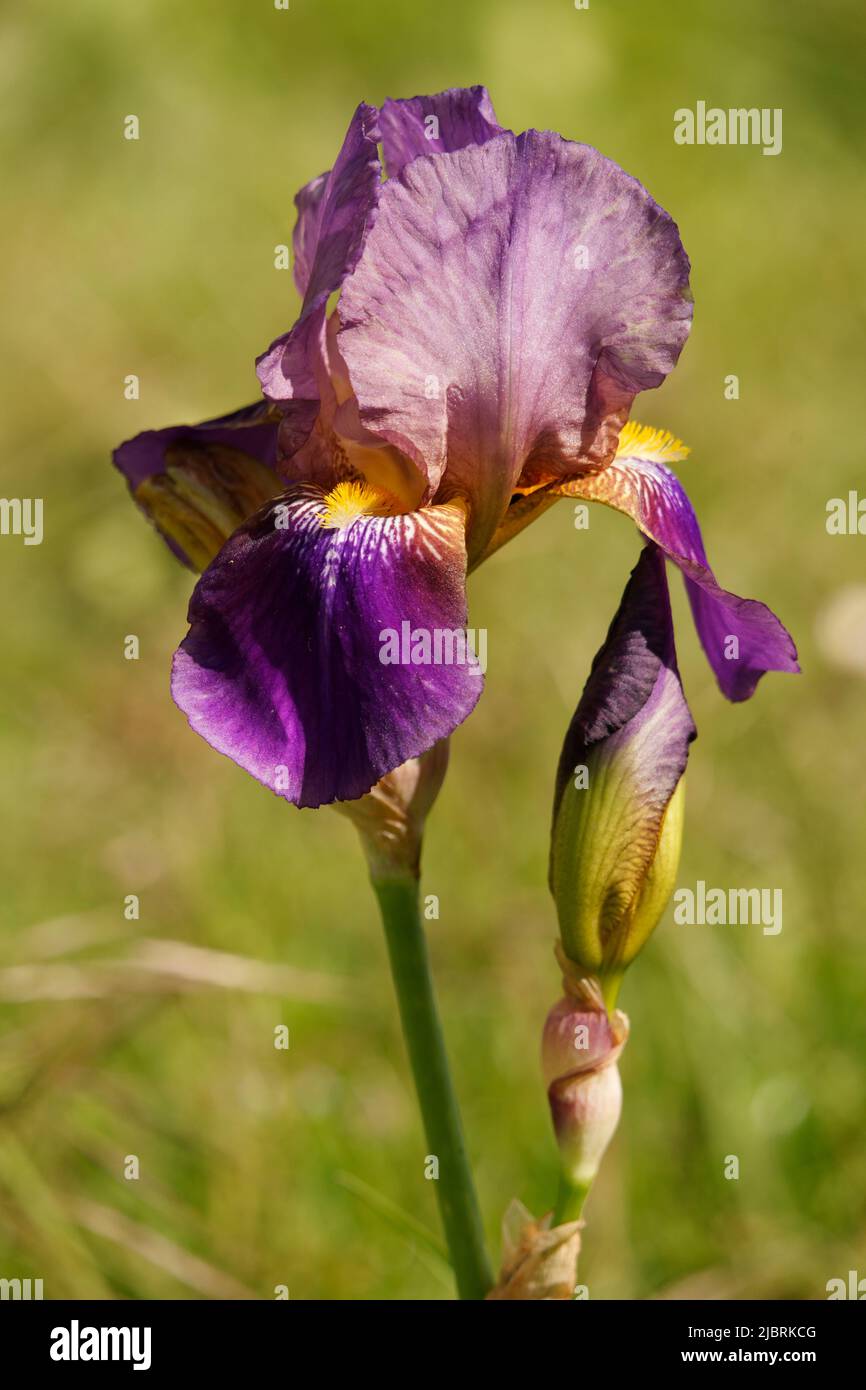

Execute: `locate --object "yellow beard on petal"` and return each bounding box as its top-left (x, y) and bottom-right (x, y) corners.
top-left (615, 420), bottom-right (690, 464)
top-left (318, 479), bottom-right (403, 530)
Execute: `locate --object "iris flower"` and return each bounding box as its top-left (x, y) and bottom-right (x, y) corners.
top-left (114, 86), bottom-right (797, 808)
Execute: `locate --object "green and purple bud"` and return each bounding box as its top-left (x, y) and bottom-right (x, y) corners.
top-left (549, 545), bottom-right (697, 1001)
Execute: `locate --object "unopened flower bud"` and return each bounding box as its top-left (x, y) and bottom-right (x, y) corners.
top-left (549, 545), bottom-right (695, 988)
top-left (542, 964), bottom-right (629, 1197)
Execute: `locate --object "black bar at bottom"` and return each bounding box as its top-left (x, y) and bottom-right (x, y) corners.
top-left (1, 1296), bottom-right (859, 1374)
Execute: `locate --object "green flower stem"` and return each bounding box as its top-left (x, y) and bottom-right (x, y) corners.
top-left (601, 970), bottom-right (624, 1013)
top-left (373, 875), bottom-right (493, 1300)
top-left (552, 1172), bottom-right (592, 1226)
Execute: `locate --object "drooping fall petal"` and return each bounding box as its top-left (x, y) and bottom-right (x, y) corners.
top-left (555, 424), bottom-right (799, 699)
top-left (113, 401), bottom-right (281, 570)
top-left (171, 486), bottom-right (482, 808)
top-left (338, 130), bottom-right (692, 562)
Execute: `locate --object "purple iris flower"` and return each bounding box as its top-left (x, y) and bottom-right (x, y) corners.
top-left (114, 86), bottom-right (798, 809)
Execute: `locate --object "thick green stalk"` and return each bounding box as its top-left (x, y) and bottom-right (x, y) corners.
top-left (373, 875), bottom-right (492, 1300)
top-left (552, 1172), bottom-right (591, 1226)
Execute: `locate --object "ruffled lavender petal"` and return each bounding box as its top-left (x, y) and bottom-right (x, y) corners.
top-left (557, 454), bottom-right (799, 700)
top-left (291, 171), bottom-right (329, 298)
top-left (379, 85), bottom-right (503, 177)
top-left (171, 491), bottom-right (482, 807)
top-left (339, 130), bottom-right (692, 562)
top-left (256, 103), bottom-right (381, 456)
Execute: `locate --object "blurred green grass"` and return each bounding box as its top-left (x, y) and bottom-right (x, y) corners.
top-left (1, 0), bottom-right (864, 1298)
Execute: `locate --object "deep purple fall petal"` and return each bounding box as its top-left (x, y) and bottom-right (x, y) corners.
top-left (114, 401), bottom-right (279, 494)
top-left (379, 85), bottom-right (503, 177)
top-left (338, 130), bottom-right (692, 562)
top-left (112, 401), bottom-right (281, 570)
top-left (171, 490), bottom-right (482, 808)
top-left (557, 447), bottom-right (800, 700)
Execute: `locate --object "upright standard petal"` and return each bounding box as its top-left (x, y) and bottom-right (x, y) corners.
top-left (379, 85), bottom-right (503, 177)
top-left (550, 545), bottom-right (696, 977)
top-left (339, 130), bottom-right (692, 562)
top-left (256, 103), bottom-right (382, 455)
top-left (555, 424), bottom-right (800, 699)
top-left (113, 401), bottom-right (281, 570)
top-left (291, 171), bottom-right (329, 298)
top-left (171, 485), bottom-right (482, 808)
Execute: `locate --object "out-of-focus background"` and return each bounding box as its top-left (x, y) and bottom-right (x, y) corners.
top-left (1, 0), bottom-right (864, 1300)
